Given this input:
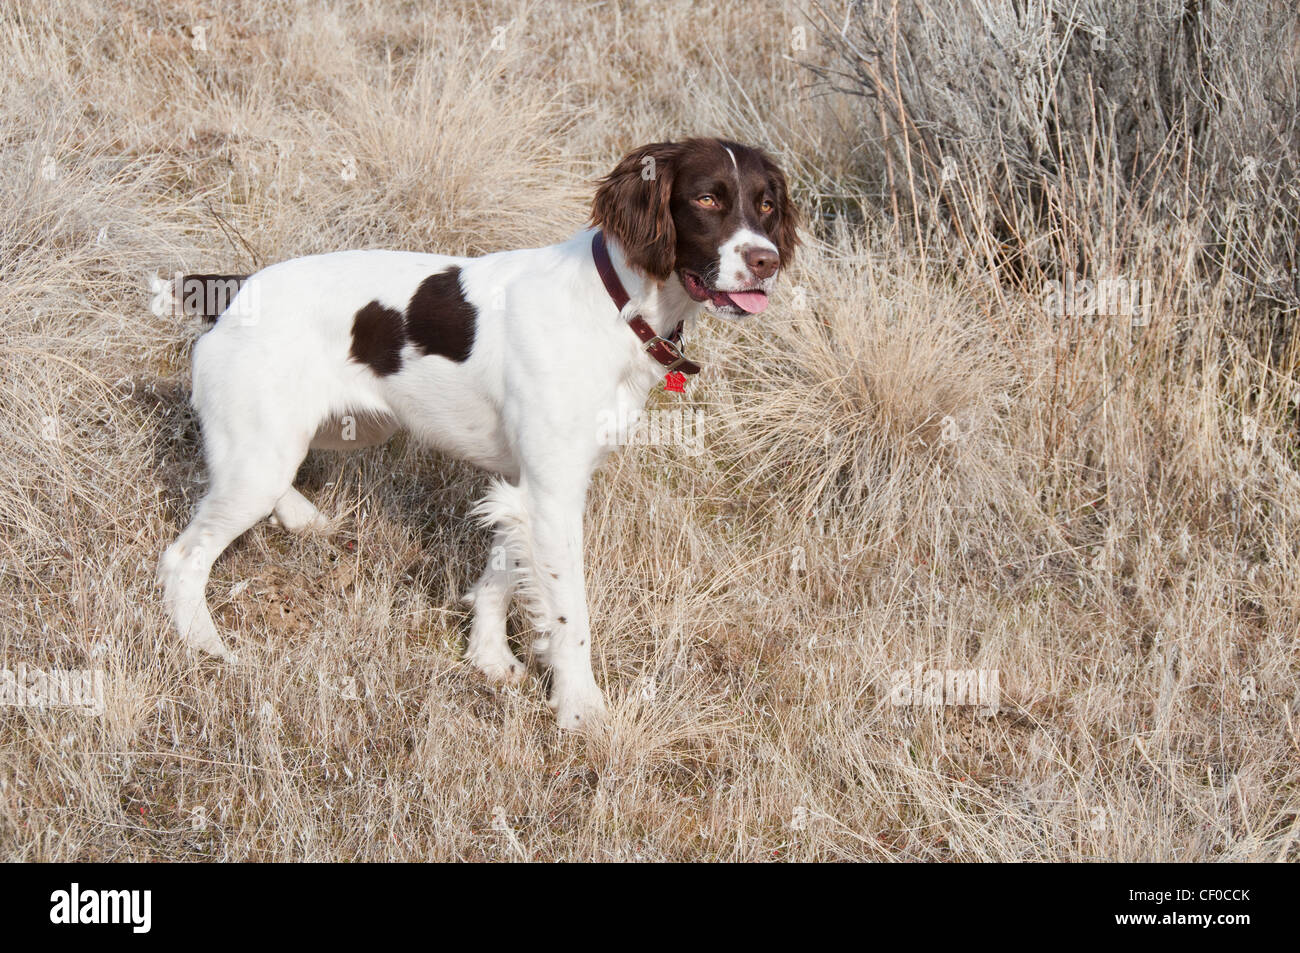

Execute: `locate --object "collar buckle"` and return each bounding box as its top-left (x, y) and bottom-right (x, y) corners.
top-left (644, 335), bottom-right (690, 372)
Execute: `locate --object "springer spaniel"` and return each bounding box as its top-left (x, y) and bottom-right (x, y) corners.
top-left (159, 137), bottom-right (797, 727)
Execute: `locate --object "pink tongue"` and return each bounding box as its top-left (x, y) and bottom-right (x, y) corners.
top-left (724, 290), bottom-right (769, 314)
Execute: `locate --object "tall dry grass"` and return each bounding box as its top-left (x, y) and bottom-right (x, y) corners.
top-left (0, 0), bottom-right (1296, 861)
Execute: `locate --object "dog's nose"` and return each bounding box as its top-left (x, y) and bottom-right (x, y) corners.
top-left (742, 245), bottom-right (779, 279)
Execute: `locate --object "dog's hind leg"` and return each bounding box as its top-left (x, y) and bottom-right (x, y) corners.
top-left (159, 437), bottom-right (308, 661)
top-left (462, 528), bottom-right (524, 682)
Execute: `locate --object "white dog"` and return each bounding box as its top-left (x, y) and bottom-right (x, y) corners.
top-left (159, 137), bottom-right (797, 727)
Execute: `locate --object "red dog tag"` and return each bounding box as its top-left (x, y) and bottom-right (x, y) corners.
top-left (663, 371), bottom-right (686, 393)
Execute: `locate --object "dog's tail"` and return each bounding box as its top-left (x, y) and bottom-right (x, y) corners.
top-left (172, 273), bottom-right (251, 323)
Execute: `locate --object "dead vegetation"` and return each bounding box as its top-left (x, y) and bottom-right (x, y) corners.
top-left (0, 0), bottom-right (1297, 861)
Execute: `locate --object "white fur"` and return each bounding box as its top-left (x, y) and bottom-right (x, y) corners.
top-left (158, 227), bottom-right (715, 728)
top-left (716, 226), bottom-right (779, 293)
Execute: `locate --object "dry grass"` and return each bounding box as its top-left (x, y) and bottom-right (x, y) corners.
top-left (1, 0), bottom-right (1297, 861)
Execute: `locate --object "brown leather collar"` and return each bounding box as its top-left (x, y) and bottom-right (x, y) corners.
top-left (592, 231), bottom-right (700, 376)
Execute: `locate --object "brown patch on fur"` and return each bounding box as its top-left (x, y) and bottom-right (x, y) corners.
top-left (405, 266), bottom-right (476, 363)
top-left (349, 301), bottom-right (405, 376)
top-left (591, 141), bottom-right (683, 280)
top-left (755, 151), bottom-right (799, 268)
top-left (348, 267), bottom-right (476, 376)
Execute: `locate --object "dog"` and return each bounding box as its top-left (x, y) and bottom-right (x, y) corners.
top-left (158, 137), bottom-right (797, 727)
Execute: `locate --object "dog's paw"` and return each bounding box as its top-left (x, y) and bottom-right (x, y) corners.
top-left (466, 644), bottom-right (526, 684)
top-left (181, 626), bottom-right (238, 664)
top-left (549, 684), bottom-right (609, 732)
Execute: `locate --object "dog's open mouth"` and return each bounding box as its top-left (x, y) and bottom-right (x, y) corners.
top-left (680, 270), bottom-right (769, 314)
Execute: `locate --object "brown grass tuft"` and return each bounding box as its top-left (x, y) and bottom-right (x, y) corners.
top-left (1, 0), bottom-right (1297, 861)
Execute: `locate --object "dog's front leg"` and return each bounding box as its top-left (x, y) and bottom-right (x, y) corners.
top-left (524, 477), bottom-right (606, 728)
top-left (473, 471), bottom-right (606, 728)
top-left (475, 463), bottom-right (606, 728)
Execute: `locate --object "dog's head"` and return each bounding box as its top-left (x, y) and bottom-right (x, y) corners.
top-left (591, 137), bottom-right (798, 319)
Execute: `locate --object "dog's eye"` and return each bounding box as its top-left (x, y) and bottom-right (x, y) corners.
top-left (759, 198), bottom-right (775, 214)
top-left (695, 195), bottom-right (719, 208)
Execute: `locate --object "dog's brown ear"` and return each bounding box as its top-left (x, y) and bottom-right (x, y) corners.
top-left (591, 142), bottom-right (682, 281)
top-left (762, 154), bottom-right (800, 269)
